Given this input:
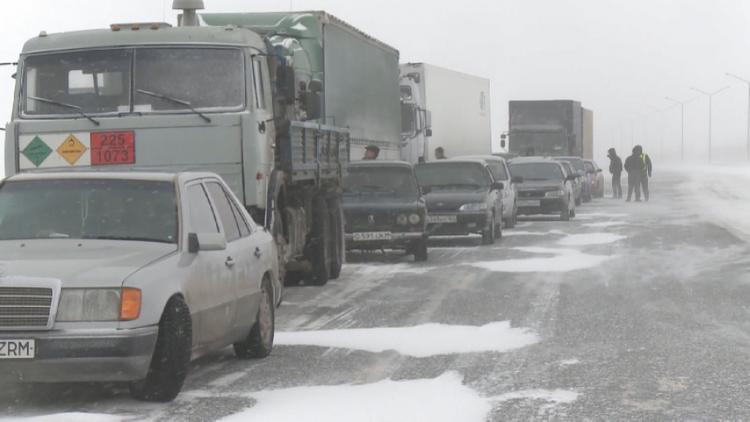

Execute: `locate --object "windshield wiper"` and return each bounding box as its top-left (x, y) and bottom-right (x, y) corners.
top-left (27, 96), bottom-right (100, 126)
top-left (136, 89), bottom-right (212, 123)
top-left (83, 234), bottom-right (173, 244)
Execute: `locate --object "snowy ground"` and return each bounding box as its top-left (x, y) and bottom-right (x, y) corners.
top-left (3, 167), bottom-right (750, 420)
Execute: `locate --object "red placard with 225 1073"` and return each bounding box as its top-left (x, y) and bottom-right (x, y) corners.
top-left (90, 131), bottom-right (135, 166)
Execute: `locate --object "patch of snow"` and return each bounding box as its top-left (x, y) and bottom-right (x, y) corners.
top-left (209, 371), bottom-right (246, 388)
top-left (576, 212), bottom-right (628, 218)
top-left (557, 232), bottom-right (626, 246)
top-left (219, 372), bottom-right (491, 422)
top-left (559, 358), bottom-right (581, 366)
top-left (290, 22), bottom-right (308, 31)
top-left (472, 247), bottom-right (610, 273)
top-left (1, 414), bottom-right (126, 422)
top-left (583, 221), bottom-right (626, 228)
top-left (275, 321), bottom-right (539, 357)
top-left (493, 389), bottom-right (580, 404)
top-left (347, 263), bottom-right (436, 276)
top-left (503, 230), bottom-right (566, 237)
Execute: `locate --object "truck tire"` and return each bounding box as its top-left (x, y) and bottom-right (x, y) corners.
top-left (234, 277), bottom-right (275, 359)
top-left (328, 198), bottom-right (344, 280)
top-left (129, 296), bottom-right (192, 402)
top-left (307, 196), bottom-right (330, 286)
top-left (413, 238), bottom-right (429, 262)
top-left (481, 214), bottom-right (496, 245)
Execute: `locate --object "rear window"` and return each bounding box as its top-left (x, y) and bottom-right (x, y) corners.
top-left (344, 166), bottom-right (418, 195)
top-left (509, 163), bottom-right (564, 181)
top-left (415, 163), bottom-right (491, 190)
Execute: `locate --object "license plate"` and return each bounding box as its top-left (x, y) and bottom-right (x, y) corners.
top-left (91, 131), bottom-right (135, 165)
top-left (353, 232), bottom-right (391, 241)
top-left (518, 200), bottom-right (541, 207)
top-left (427, 215), bottom-right (458, 224)
top-left (0, 339), bottom-right (35, 359)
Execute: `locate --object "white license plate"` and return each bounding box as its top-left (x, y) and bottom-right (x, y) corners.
top-left (353, 232), bottom-right (392, 241)
top-left (0, 339), bottom-right (35, 359)
top-left (518, 200), bottom-right (541, 207)
top-left (427, 215), bottom-right (458, 224)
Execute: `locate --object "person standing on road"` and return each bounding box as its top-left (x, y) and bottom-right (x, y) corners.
top-left (624, 146), bottom-right (644, 202)
top-left (607, 148), bottom-right (623, 199)
top-left (635, 145), bottom-right (653, 201)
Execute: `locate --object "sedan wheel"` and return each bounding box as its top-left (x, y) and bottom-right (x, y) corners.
top-left (234, 277), bottom-right (275, 359)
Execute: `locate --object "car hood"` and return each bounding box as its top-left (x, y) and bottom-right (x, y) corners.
top-left (343, 195), bottom-right (424, 213)
top-left (424, 191), bottom-right (486, 210)
top-left (0, 239), bottom-right (177, 288)
top-left (516, 180), bottom-right (564, 190)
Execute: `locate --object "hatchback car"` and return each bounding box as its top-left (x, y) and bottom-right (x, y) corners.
top-left (552, 156), bottom-right (592, 203)
top-left (0, 172), bottom-right (280, 402)
top-left (509, 158), bottom-right (576, 221)
top-left (415, 159), bottom-right (504, 244)
top-left (453, 155), bottom-right (519, 228)
top-left (343, 161), bottom-right (428, 261)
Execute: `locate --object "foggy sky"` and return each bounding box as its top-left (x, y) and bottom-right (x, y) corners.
top-left (2, 0), bottom-right (750, 170)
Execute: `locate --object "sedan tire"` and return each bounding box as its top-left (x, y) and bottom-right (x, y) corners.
top-left (129, 296), bottom-right (192, 402)
top-left (234, 277), bottom-right (275, 359)
top-left (481, 214), bottom-right (496, 245)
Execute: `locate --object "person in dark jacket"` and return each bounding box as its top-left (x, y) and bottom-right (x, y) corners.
top-left (634, 145), bottom-right (653, 201)
top-left (607, 148), bottom-right (623, 199)
top-left (363, 145), bottom-right (380, 160)
top-left (623, 146), bottom-right (644, 202)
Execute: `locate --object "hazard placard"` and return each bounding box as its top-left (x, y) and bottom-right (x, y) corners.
top-left (56, 135), bottom-right (87, 165)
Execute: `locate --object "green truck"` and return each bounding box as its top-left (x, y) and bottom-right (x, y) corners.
top-left (4, 1), bottom-right (402, 285)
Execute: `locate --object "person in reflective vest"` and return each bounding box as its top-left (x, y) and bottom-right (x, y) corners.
top-left (634, 145), bottom-right (652, 201)
top-left (623, 146), bottom-right (644, 202)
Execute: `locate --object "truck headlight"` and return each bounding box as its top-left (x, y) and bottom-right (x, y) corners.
top-left (408, 213), bottom-right (421, 224)
top-left (544, 190), bottom-right (565, 198)
top-left (56, 288), bottom-right (122, 322)
top-left (459, 203), bottom-right (487, 211)
top-left (396, 214), bottom-right (408, 225)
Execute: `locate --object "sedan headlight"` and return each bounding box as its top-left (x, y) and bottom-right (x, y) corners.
top-left (56, 288), bottom-right (122, 322)
top-left (545, 190), bottom-right (565, 198)
top-left (459, 202), bottom-right (488, 211)
top-left (408, 213), bottom-right (421, 224)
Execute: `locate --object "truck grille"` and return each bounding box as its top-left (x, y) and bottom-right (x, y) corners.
top-left (0, 286), bottom-right (54, 329)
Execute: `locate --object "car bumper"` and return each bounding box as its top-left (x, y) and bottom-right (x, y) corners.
top-left (0, 326), bottom-right (158, 383)
top-left (517, 198), bottom-right (566, 215)
top-left (345, 231), bottom-right (426, 250)
top-left (427, 212), bottom-right (488, 235)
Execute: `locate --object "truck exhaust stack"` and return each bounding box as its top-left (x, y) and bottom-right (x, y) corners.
top-left (173, 0), bottom-right (204, 26)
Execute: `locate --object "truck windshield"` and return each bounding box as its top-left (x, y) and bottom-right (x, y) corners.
top-left (509, 163), bottom-right (564, 181)
top-left (344, 166), bottom-right (417, 195)
top-left (22, 47), bottom-right (244, 118)
top-left (415, 163), bottom-right (490, 191)
top-left (0, 179), bottom-right (177, 243)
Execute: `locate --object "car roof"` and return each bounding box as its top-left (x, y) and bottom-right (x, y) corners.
top-left (348, 160), bottom-right (413, 169)
top-left (6, 171), bottom-right (220, 185)
top-left (421, 158), bottom-right (488, 166)
top-left (552, 156), bottom-right (584, 161)
top-left (508, 156), bottom-right (555, 164)
top-left (452, 155), bottom-right (506, 164)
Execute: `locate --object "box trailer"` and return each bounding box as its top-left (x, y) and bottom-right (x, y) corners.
top-left (508, 100), bottom-right (584, 157)
top-left (582, 108), bottom-right (594, 159)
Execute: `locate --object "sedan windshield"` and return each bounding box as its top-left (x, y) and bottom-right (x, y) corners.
top-left (344, 167), bottom-right (418, 195)
top-left (415, 163), bottom-right (490, 190)
top-left (509, 162), bottom-right (564, 181)
top-left (22, 47), bottom-right (244, 117)
top-left (554, 157), bottom-right (585, 172)
top-left (0, 179), bottom-right (177, 243)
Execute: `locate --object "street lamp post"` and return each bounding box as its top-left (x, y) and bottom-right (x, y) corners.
top-left (664, 96), bottom-right (694, 162)
top-left (726, 72), bottom-right (750, 161)
top-left (691, 85), bottom-right (730, 163)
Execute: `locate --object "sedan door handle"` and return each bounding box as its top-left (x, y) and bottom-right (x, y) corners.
top-left (225, 256), bottom-right (235, 268)
top-left (254, 247), bottom-right (262, 259)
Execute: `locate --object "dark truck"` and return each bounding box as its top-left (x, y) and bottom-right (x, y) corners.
top-left (342, 161), bottom-right (428, 261)
top-left (508, 100), bottom-right (593, 158)
top-left (5, 1), bottom-right (403, 286)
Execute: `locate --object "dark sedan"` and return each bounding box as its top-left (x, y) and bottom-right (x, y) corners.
top-left (415, 159), bottom-right (503, 245)
top-left (509, 158), bottom-right (576, 221)
top-left (343, 161), bottom-right (428, 261)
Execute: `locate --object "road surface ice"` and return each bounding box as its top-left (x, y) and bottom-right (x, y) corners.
top-left (275, 321), bottom-right (539, 357)
top-left (557, 232), bottom-right (626, 246)
top-left (471, 247), bottom-right (611, 272)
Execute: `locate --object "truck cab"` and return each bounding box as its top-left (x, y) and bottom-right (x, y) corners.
top-left (399, 72), bottom-right (431, 163)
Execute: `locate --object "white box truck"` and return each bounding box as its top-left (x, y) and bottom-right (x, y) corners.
top-left (400, 63), bottom-right (492, 162)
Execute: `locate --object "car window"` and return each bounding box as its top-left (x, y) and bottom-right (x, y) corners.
top-left (489, 162), bottom-right (509, 180)
top-left (187, 184), bottom-right (219, 234)
top-left (227, 189), bottom-right (252, 237)
top-left (508, 162), bottom-right (564, 181)
top-left (206, 182), bottom-right (242, 242)
top-left (584, 162), bottom-right (595, 172)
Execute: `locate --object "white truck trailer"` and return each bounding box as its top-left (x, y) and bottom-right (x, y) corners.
top-left (400, 63), bottom-right (492, 162)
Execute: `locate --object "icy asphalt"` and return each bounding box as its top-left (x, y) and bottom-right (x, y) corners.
top-left (3, 169), bottom-right (750, 421)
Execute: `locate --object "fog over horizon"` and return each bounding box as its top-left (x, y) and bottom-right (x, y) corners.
top-left (2, 0), bottom-right (750, 168)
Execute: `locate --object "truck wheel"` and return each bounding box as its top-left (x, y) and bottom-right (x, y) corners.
top-left (234, 277), bottom-right (275, 359)
top-left (414, 238), bottom-right (429, 262)
top-left (481, 214), bottom-right (496, 245)
top-left (308, 196), bottom-right (330, 286)
top-left (328, 198), bottom-right (344, 279)
top-left (129, 297), bottom-right (192, 402)
top-left (272, 207), bottom-right (289, 286)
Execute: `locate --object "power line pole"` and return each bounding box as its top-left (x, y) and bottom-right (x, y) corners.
top-left (691, 86), bottom-right (730, 163)
top-left (665, 96), bottom-right (696, 162)
top-left (726, 72), bottom-right (750, 161)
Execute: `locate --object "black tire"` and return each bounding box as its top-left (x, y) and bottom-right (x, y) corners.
top-left (413, 238), bottom-right (428, 262)
top-left (234, 277), bottom-right (275, 359)
top-left (575, 196), bottom-right (582, 206)
top-left (570, 208), bottom-right (576, 218)
top-left (505, 205), bottom-right (516, 229)
top-left (560, 202), bottom-right (571, 221)
top-left (494, 212), bottom-right (503, 239)
top-left (481, 213), bottom-right (496, 245)
top-left (328, 198), bottom-right (344, 280)
top-left (272, 206), bottom-right (289, 286)
top-left (307, 196), bottom-right (330, 286)
top-left (129, 296), bottom-right (192, 402)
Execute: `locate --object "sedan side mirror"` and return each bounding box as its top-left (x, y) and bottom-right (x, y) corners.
top-left (492, 182), bottom-right (504, 190)
top-left (511, 176), bottom-right (524, 184)
top-left (188, 232), bottom-right (227, 253)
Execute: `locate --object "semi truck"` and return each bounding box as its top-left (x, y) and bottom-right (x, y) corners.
top-left (4, 1), bottom-right (403, 286)
top-left (582, 107), bottom-right (594, 159)
top-left (508, 100), bottom-right (592, 158)
top-left (399, 63), bottom-right (492, 162)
